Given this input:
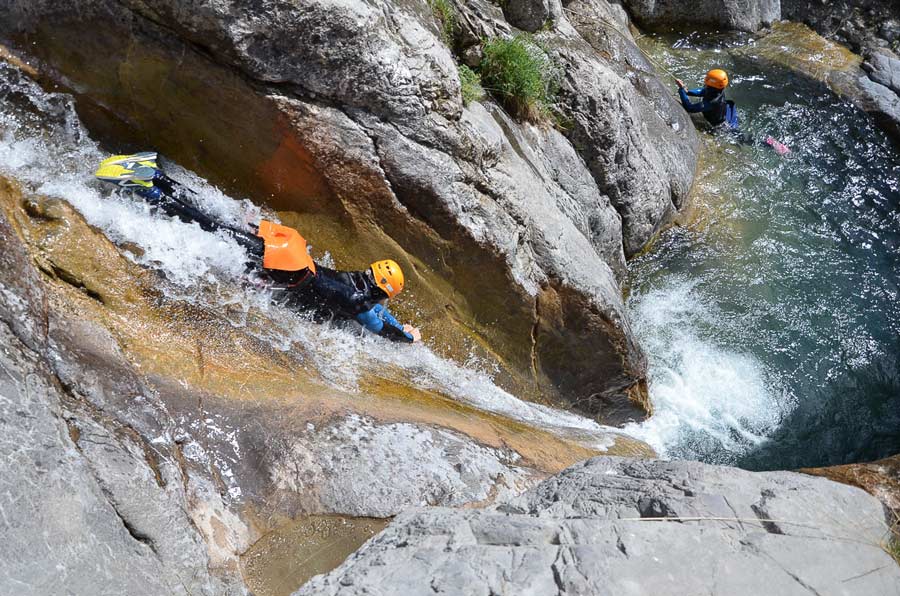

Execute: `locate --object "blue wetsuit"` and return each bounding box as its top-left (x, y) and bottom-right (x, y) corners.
top-left (355, 303), bottom-right (413, 341)
top-left (135, 171), bottom-right (414, 342)
top-left (679, 86), bottom-right (737, 127)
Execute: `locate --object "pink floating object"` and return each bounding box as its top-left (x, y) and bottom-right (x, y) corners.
top-left (766, 136), bottom-right (791, 156)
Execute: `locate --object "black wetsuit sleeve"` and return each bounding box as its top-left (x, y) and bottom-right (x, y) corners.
top-left (309, 270), bottom-right (371, 317)
top-left (378, 323), bottom-right (415, 342)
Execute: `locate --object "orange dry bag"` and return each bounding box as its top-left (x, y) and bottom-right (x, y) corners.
top-left (256, 220), bottom-right (317, 274)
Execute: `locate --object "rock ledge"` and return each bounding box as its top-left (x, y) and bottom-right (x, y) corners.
top-left (298, 457), bottom-right (900, 595)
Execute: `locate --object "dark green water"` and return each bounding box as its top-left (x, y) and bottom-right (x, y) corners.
top-left (625, 31), bottom-right (900, 470)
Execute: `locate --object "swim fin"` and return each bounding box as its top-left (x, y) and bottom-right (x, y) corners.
top-left (95, 152), bottom-right (160, 189)
top-left (725, 100), bottom-right (739, 129)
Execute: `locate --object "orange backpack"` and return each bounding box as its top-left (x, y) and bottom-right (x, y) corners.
top-left (256, 220), bottom-right (317, 274)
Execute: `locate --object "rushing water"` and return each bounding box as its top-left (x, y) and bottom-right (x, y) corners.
top-left (626, 31), bottom-right (900, 470)
top-left (3, 30), bottom-right (898, 471)
top-left (0, 61), bottom-right (627, 452)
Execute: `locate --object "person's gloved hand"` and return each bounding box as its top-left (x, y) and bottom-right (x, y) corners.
top-left (675, 79), bottom-right (685, 89)
top-left (403, 325), bottom-right (422, 343)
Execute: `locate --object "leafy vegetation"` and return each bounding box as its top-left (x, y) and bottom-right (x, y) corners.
top-left (428, 0), bottom-right (456, 46)
top-left (458, 65), bottom-right (485, 105)
top-left (479, 35), bottom-right (559, 122)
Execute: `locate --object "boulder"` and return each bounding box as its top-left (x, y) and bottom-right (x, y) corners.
top-left (541, 16), bottom-right (698, 256)
top-left (865, 48), bottom-right (900, 95)
top-left (297, 457), bottom-right (900, 595)
top-left (504, 0), bottom-right (563, 32)
top-left (857, 72), bottom-right (900, 142)
top-left (621, 0), bottom-right (781, 32)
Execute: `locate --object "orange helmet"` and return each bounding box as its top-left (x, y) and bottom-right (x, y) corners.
top-left (704, 69), bottom-right (729, 90)
top-left (371, 259), bottom-right (404, 298)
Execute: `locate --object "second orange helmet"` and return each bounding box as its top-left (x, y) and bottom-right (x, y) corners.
top-left (704, 69), bottom-right (729, 90)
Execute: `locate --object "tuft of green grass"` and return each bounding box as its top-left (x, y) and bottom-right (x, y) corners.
top-left (458, 65), bottom-right (485, 105)
top-left (889, 516), bottom-right (900, 566)
top-left (479, 34), bottom-right (559, 122)
top-left (889, 539), bottom-right (900, 565)
top-left (428, 0), bottom-right (456, 46)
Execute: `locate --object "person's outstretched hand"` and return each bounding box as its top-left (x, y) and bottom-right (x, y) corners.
top-left (675, 79), bottom-right (685, 89)
top-left (403, 325), bottom-right (422, 343)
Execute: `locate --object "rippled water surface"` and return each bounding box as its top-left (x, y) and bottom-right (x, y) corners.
top-left (627, 31), bottom-right (900, 469)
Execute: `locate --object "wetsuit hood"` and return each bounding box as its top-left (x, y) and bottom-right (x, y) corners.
top-left (703, 86), bottom-right (724, 100)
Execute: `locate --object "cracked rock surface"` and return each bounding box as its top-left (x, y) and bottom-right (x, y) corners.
top-left (297, 457), bottom-right (900, 595)
top-left (0, 207), bottom-right (243, 595)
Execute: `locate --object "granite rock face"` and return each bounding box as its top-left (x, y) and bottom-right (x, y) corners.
top-left (861, 48), bottom-right (900, 140)
top-left (545, 16), bottom-right (696, 257)
top-left (857, 70), bottom-right (900, 141)
top-left (866, 48), bottom-right (900, 95)
top-left (297, 457), bottom-right (900, 595)
top-left (0, 207), bottom-right (245, 595)
top-left (621, 0), bottom-right (781, 32)
top-left (0, 0), bottom-right (700, 419)
top-left (265, 414), bottom-right (535, 518)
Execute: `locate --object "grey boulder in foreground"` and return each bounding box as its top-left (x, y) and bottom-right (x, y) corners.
top-left (297, 457), bottom-right (900, 595)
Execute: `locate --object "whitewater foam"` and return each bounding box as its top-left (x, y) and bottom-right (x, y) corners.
top-left (623, 278), bottom-right (784, 461)
top-left (0, 131), bottom-right (254, 288)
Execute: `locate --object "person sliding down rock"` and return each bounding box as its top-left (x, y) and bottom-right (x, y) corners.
top-left (95, 152), bottom-right (422, 343)
top-left (676, 68), bottom-right (739, 129)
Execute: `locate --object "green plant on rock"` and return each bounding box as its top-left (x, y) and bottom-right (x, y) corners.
top-left (889, 539), bottom-right (900, 566)
top-left (479, 34), bottom-right (559, 122)
top-left (428, 0), bottom-right (457, 46)
top-left (458, 65), bottom-right (485, 105)
top-left (888, 515), bottom-right (900, 566)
